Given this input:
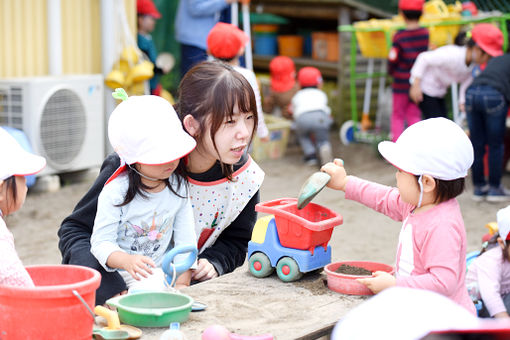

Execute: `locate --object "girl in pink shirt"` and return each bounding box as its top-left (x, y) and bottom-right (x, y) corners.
top-left (322, 118), bottom-right (476, 314)
top-left (466, 206), bottom-right (510, 318)
top-left (0, 127), bottom-right (46, 287)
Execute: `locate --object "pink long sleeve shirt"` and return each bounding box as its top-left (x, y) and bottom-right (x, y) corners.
top-left (466, 246), bottom-right (510, 316)
top-left (345, 176), bottom-right (476, 314)
top-left (0, 217), bottom-right (34, 287)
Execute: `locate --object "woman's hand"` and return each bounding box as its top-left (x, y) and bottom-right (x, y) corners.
top-left (191, 258), bottom-right (218, 282)
top-left (357, 271), bottom-right (396, 294)
top-left (321, 158), bottom-right (349, 191)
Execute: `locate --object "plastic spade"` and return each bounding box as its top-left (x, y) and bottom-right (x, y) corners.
top-left (297, 171), bottom-right (331, 209)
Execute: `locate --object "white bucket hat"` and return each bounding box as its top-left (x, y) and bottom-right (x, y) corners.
top-left (497, 205), bottom-right (510, 245)
top-left (378, 118), bottom-right (474, 180)
top-left (0, 127), bottom-right (46, 181)
top-left (108, 95), bottom-right (196, 167)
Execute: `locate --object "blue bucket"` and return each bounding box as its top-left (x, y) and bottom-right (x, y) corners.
top-left (254, 33), bottom-right (278, 56)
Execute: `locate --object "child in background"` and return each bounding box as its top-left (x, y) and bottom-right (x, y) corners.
top-left (409, 31), bottom-right (474, 120)
top-left (90, 92), bottom-right (197, 292)
top-left (466, 205), bottom-right (510, 318)
top-left (206, 22), bottom-right (269, 142)
top-left (137, 0), bottom-right (170, 95)
top-left (262, 56), bottom-right (299, 119)
top-left (388, 0), bottom-right (429, 141)
top-left (465, 24), bottom-right (509, 202)
top-left (321, 118), bottom-right (476, 314)
top-left (0, 127), bottom-right (46, 286)
top-left (289, 66), bottom-right (333, 166)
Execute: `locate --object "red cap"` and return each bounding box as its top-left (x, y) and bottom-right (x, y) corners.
top-left (137, 0), bottom-right (161, 19)
top-left (472, 23), bottom-right (504, 57)
top-left (398, 0), bottom-right (424, 11)
top-left (269, 56), bottom-right (296, 92)
top-left (207, 22), bottom-right (249, 59)
top-left (298, 67), bottom-right (322, 87)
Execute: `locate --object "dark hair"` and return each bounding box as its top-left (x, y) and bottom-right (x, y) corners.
top-left (216, 56), bottom-right (236, 63)
top-left (116, 161), bottom-right (188, 207)
top-left (433, 177), bottom-right (465, 203)
top-left (454, 31), bottom-right (468, 46)
top-left (301, 86), bottom-right (318, 90)
top-left (3, 176), bottom-right (18, 207)
top-left (401, 9), bottom-right (422, 21)
top-left (480, 233), bottom-right (510, 262)
top-left (176, 61), bottom-right (258, 181)
top-left (413, 176), bottom-right (465, 204)
top-left (466, 38), bottom-right (476, 49)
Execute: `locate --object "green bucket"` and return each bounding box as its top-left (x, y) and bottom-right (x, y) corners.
top-left (106, 291), bottom-right (193, 327)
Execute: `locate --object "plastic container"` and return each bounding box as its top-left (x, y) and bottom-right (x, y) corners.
top-left (353, 20), bottom-right (395, 58)
top-left (254, 33), bottom-right (278, 56)
top-left (255, 198), bottom-right (343, 250)
top-left (0, 264), bottom-right (101, 340)
top-left (253, 24), bottom-right (279, 33)
top-left (312, 32), bottom-right (340, 61)
top-left (324, 261), bottom-right (394, 295)
top-left (106, 291), bottom-right (193, 327)
top-left (277, 35), bottom-right (304, 57)
top-left (160, 322), bottom-right (187, 340)
top-left (251, 114), bottom-right (292, 161)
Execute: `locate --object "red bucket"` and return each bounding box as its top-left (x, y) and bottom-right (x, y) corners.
top-left (0, 265), bottom-right (101, 340)
top-left (325, 261), bottom-right (394, 296)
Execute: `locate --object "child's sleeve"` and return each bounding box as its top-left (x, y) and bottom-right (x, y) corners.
top-left (188, 0), bottom-right (229, 16)
top-left (90, 185), bottom-right (124, 272)
top-left (474, 249), bottom-right (507, 316)
top-left (172, 196), bottom-right (198, 267)
top-left (388, 34), bottom-right (401, 76)
top-left (344, 176), bottom-right (412, 222)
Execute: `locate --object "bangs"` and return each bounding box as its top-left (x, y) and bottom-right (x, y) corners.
top-left (207, 69), bottom-right (258, 137)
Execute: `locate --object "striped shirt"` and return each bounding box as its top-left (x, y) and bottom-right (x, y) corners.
top-left (389, 27), bottom-right (429, 93)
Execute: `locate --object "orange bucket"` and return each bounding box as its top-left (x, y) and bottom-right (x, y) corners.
top-left (277, 35), bottom-right (303, 58)
top-left (312, 32), bottom-right (339, 62)
top-left (0, 265), bottom-right (101, 340)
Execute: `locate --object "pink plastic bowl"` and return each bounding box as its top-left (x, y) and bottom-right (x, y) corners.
top-left (324, 261), bottom-right (394, 296)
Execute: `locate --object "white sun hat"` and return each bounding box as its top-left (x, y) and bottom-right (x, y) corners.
top-left (108, 94), bottom-right (196, 166)
top-left (497, 205), bottom-right (510, 245)
top-left (378, 118), bottom-right (474, 180)
top-left (0, 127), bottom-right (46, 181)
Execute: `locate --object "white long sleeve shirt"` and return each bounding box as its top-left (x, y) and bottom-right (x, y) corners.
top-left (410, 45), bottom-right (473, 105)
top-left (290, 88), bottom-right (331, 119)
top-left (91, 173), bottom-right (196, 272)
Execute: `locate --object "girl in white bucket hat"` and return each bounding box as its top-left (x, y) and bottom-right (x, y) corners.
top-left (322, 117), bottom-right (476, 314)
top-left (0, 127), bottom-right (46, 287)
top-left (90, 89), bottom-right (198, 292)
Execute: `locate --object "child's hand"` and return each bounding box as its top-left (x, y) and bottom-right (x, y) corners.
top-left (121, 254), bottom-right (156, 281)
top-left (357, 271), bottom-right (396, 294)
top-left (321, 158), bottom-right (349, 191)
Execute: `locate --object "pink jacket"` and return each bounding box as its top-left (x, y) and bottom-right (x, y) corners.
top-left (345, 176), bottom-right (476, 314)
top-left (0, 217), bottom-right (34, 287)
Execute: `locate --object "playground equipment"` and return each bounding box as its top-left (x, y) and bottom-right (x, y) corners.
top-left (248, 198), bottom-right (343, 282)
top-left (338, 10), bottom-right (510, 145)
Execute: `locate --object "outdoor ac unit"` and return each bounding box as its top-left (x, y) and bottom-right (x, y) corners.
top-left (0, 75), bottom-right (105, 176)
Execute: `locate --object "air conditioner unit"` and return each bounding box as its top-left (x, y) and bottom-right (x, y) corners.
top-left (0, 75), bottom-right (105, 176)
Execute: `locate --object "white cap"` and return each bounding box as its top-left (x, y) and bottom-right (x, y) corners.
top-left (0, 127), bottom-right (46, 181)
top-left (108, 95), bottom-right (196, 165)
top-left (332, 287), bottom-right (486, 340)
top-left (497, 205), bottom-right (510, 245)
top-left (378, 118), bottom-right (474, 180)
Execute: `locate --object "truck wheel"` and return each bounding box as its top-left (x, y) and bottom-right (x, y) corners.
top-left (276, 257), bottom-right (303, 282)
top-left (249, 252), bottom-right (274, 278)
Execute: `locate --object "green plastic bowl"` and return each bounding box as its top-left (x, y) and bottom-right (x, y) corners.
top-left (106, 292), bottom-right (193, 327)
